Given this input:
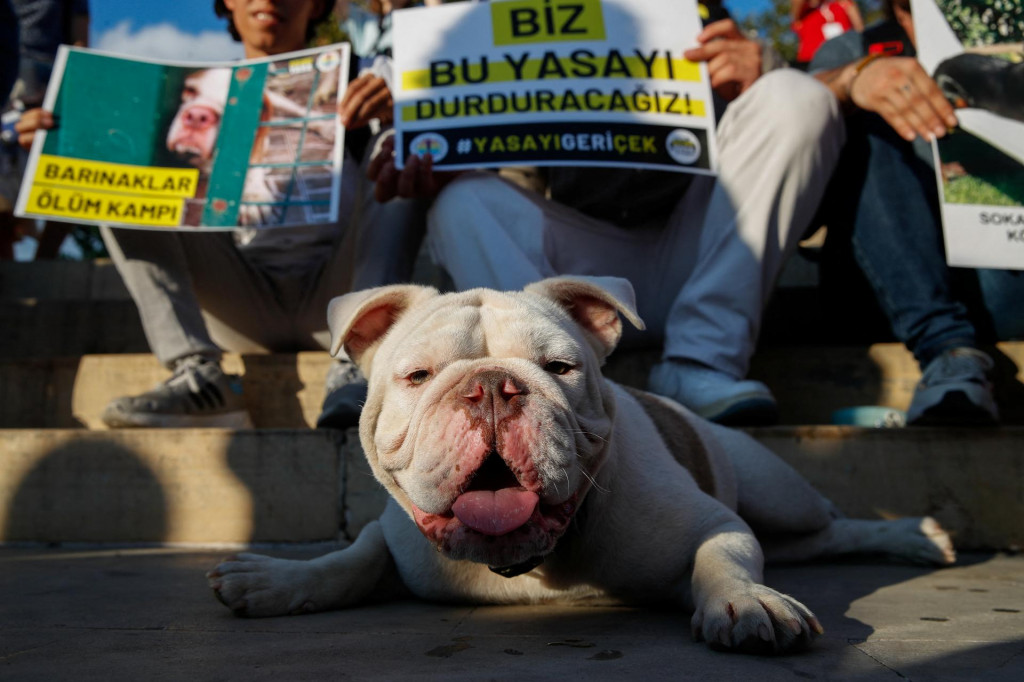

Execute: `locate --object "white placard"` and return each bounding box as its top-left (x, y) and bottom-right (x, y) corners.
top-left (911, 0), bottom-right (1024, 270)
top-left (391, 0), bottom-right (718, 174)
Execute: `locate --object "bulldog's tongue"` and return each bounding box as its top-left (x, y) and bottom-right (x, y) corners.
top-left (452, 489), bottom-right (539, 536)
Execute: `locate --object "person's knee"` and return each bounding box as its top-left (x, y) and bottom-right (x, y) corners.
top-left (751, 70), bottom-right (844, 149)
top-left (428, 171), bottom-right (513, 238)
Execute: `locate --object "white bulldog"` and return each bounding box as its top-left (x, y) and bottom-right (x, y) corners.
top-left (208, 277), bottom-right (955, 654)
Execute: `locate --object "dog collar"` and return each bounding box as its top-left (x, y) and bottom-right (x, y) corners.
top-left (488, 555), bottom-right (544, 578)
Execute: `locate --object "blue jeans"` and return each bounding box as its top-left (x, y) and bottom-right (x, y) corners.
top-left (826, 114), bottom-right (1024, 362)
top-left (827, 114), bottom-right (977, 366)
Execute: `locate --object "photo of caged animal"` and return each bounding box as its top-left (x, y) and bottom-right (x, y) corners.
top-left (166, 62), bottom-right (339, 228)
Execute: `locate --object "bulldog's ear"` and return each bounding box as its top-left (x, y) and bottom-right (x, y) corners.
top-left (327, 284), bottom-right (440, 368)
top-left (524, 276), bottom-right (645, 358)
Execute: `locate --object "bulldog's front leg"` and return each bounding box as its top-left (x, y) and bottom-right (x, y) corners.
top-left (207, 521), bottom-right (401, 617)
top-left (689, 523), bottom-right (823, 654)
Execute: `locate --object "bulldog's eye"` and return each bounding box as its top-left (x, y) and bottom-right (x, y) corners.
top-left (407, 369), bottom-right (432, 385)
top-left (543, 360), bottom-right (573, 375)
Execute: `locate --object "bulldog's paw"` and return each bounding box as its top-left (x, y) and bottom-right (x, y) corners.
top-left (206, 553), bottom-right (322, 618)
top-left (899, 516), bottom-right (957, 566)
top-left (692, 584), bottom-right (823, 655)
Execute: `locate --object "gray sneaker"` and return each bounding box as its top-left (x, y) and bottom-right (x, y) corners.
top-left (101, 355), bottom-right (252, 428)
top-left (316, 359), bottom-right (367, 429)
top-left (648, 358), bottom-right (779, 426)
top-left (907, 347), bottom-right (999, 426)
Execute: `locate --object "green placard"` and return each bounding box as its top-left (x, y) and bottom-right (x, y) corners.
top-left (44, 52), bottom-right (186, 168)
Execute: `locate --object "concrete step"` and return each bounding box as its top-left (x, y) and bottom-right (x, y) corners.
top-left (5, 344), bottom-right (1021, 430)
top-left (1, 299), bottom-right (149, 358)
top-left (0, 256), bottom-right (844, 358)
top-left (607, 342), bottom-right (1024, 425)
top-left (0, 252), bottom-right (819, 302)
top-left (1, 427), bottom-right (1020, 550)
top-left (0, 353), bottom-right (335, 429)
top-left (0, 259), bottom-right (130, 301)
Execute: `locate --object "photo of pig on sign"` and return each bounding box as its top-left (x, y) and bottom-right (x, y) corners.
top-left (391, 0), bottom-right (718, 174)
top-left (15, 44), bottom-right (349, 230)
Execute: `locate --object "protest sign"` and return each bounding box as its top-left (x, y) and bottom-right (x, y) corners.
top-left (15, 44), bottom-right (349, 230)
top-left (391, 0), bottom-right (718, 174)
top-left (910, 0), bottom-right (1024, 270)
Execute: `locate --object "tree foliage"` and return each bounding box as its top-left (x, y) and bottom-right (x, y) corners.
top-left (312, 7), bottom-right (350, 47)
top-left (741, 0), bottom-right (885, 65)
top-left (939, 0), bottom-right (1024, 45)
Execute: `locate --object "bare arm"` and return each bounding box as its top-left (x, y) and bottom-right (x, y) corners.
top-left (841, 0), bottom-right (865, 32)
top-left (70, 14), bottom-right (90, 47)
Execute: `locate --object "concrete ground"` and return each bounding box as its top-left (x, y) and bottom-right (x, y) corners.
top-left (1, 548), bottom-right (1021, 680)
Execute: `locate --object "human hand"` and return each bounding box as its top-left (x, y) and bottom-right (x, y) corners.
top-left (339, 73), bottom-right (394, 130)
top-left (367, 133), bottom-right (457, 203)
top-left (849, 56), bottom-right (958, 141)
top-left (14, 108), bottom-right (55, 150)
top-left (683, 19), bottom-right (762, 102)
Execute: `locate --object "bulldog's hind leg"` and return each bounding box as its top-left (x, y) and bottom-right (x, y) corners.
top-left (708, 423), bottom-right (955, 566)
top-left (762, 516), bottom-right (956, 566)
top-left (207, 521), bottom-right (404, 617)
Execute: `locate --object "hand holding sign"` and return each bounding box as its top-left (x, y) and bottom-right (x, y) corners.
top-left (849, 56), bottom-right (958, 142)
top-left (14, 108), bottom-right (55, 150)
top-left (683, 19), bottom-right (762, 102)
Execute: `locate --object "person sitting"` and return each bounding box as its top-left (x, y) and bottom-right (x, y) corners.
top-left (368, 6), bottom-right (845, 426)
top-left (809, 0), bottom-right (1022, 425)
top-left (16, 0), bottom-right (425, 429)
top-left (1, 0), bottom-right (90, 260)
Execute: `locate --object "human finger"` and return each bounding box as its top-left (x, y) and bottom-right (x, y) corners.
top-left (395, 153), bottom-right (418, 198)
top-left (872, 96), bottom-right (921, 142)
top-left (14, 109), bottom-right (55, 150)
top-left (881, 76), bottom-right (952, 140)
top-left (899, 83), bottom-right (950, 140)
top-left (684, 38), bottom-right (727, 64)
top-left (696, 18), bottom-right (743, 44)
top-left (418, 153), bottom-right (439, 196)
top-left (350, 85), bottom-right (393, 129)
top-left (340, 75), bottom-right (390, 128)
top-left (373, 158), bottom-right (400, 203)
top-left (909, 68), bottom-right (958, 130)
top-left (367, 134), bottom-right (396, 181)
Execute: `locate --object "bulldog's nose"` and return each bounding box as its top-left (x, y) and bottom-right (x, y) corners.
top-left (460, 370), bottom-right (526, 411)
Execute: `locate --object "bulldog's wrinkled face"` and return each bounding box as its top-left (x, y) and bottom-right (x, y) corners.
top-left (362, 289), bottom-right (618, 568)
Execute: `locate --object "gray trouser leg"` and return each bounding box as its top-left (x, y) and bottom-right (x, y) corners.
top-left (662, 70), bottom-right (846, 377)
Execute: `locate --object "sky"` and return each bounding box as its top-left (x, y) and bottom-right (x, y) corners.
top-left (89, 0), bottom-right (773, 61)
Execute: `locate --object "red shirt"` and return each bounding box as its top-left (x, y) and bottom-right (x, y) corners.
top-left (794, 1), bottom-right (856, 63)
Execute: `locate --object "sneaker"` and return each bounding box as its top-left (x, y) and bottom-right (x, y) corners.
top-left (648, 359), bottom-right (779, 426)
top-left (907, 347), bottom-right (999, 426)
top-left (101, 355), bottom-right (252, 428)
top-left (316, 359), bottom-right (368, 429)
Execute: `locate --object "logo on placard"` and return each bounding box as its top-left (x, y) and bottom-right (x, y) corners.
top-left (665, 129), bottom-right (701, 165)
top-left (315, 50), bottom-right (341, 73)
top-left (288, 57), bottom-right (315, 75)
top-left (409, 133), bottom-right (448, 162)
